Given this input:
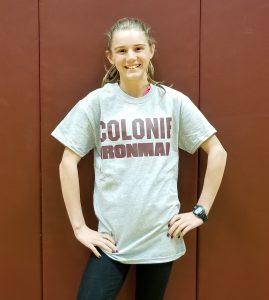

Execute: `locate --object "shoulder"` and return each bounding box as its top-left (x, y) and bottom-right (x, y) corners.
top-left (75, 84), bottom-right (118, 120)
top-left (79, 83), bottom-right (117, 108)
top-left (156, 84), bottom-right (194, 105)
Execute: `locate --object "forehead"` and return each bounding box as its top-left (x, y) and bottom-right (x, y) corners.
top-left (111, 29), bottom-right (148, 48)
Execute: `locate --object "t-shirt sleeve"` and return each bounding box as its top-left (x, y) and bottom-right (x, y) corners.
top-left (51, 100), bottom-right (96, 157)
top-left (178, 95), bottom-right (217, 154)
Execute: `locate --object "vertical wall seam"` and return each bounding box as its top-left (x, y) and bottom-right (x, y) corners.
top-left (198, 0), bottom-right (202, 109)
top-left (37, 0), bottom-right (44, 299)
top-left (196, 0), bottom-right (202, 300)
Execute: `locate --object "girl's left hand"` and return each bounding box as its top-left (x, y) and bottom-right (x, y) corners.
top-left (167, 212), bottom-right (204, 238)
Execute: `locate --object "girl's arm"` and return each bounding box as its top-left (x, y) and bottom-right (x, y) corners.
top-left (196, 134), bottom-right (227, 214)
top-left (168, 135), bottom-right (227, 238)
top-left (59, 147), bottom-right (118, 257)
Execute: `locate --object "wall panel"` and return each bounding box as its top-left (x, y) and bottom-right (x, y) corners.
top-left (42, 0), bottom-right (200, 299)
top-left (199, 1), bottom-right (269, 299)
top-left (2, 0), bottom-right (267, 299)
top-left (0, 1), bottom-right (41, 299)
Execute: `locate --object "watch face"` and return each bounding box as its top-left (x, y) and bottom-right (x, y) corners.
top-left (195, 207), bottom-right (203, 214)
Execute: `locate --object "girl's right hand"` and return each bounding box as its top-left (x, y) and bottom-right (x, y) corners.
top-left (74, 224), bottom-right (118, 258)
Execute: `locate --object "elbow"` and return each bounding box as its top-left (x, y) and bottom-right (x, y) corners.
top-left (59, 157), bottom-right (67, 170)
top-left (59, 156), bottom-right (79, 173)
top-left (59, 160), bottom-right (65, 172)
top-left (59, 148), bottom-right (81, 170)
top-left (218, 144), bottom-right (227, 157)
top-left (217, 145), bottom-right (227, 166)
top-left (59, 159), bottom-right (66, 176)
top-left (209, 143), bottom-right (227, 164)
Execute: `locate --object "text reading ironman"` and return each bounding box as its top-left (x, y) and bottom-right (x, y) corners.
top-left (100, 117), bottom-right (172, 159)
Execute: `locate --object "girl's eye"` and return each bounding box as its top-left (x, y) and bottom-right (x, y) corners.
top-left (118, 49), bottom-right (126, 53)
top-left (135, 47), bottom-right (143, 51)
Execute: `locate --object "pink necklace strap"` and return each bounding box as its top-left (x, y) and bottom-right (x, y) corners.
top-left (143, 85), bottom-right (151, 96)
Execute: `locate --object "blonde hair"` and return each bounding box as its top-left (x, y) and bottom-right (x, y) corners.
top-left (102, 17), bottom-right (164, 90)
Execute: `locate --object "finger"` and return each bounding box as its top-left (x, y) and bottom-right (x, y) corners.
top-left (95, 241), bottom-right (117, 253)
top-left (170, 222), bottom-right (189, 238)
top-left (180, 224), bottom-right (196, 237)
top-left (181, 224), bottom-right (197, 237)
top-left (99, 237), bottom-right (118, 252)
top-left (168, 214), bottom-right (181, 226)
top-left (88, 244), bottom-right (101, 258)
top-left (102, 233), bottom-right (116, 245)
top-left (168, 222), bottom-right (179, 236)
top-left (168, 216), bottom-right (188, 235)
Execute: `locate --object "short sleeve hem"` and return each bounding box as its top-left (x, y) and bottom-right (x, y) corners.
top-left (51, 130), bottom-right (87, 157)
top-left (51, 99), bottom-right (96, 157)
top-left (187, 129), bottom-right (217, 154)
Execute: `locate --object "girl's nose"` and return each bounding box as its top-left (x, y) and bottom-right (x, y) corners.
top-left (126, 49), bottom-right (136, 60)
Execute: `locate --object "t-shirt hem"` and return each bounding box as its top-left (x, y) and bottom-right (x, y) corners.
top-left (102, 250), bottom-right (186, 264)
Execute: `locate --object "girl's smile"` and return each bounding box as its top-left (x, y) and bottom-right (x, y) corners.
top-left (124, 64), bottom-right (141, 69)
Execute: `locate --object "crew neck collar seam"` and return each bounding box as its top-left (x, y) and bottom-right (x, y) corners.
top-left (114, 83), bottom-right (155, 104)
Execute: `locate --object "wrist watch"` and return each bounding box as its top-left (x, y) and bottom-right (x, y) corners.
top-left (192, 205), bottom-right (208, 222)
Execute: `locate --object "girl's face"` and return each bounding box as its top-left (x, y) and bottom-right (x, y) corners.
top-left (106, 29), bottom-right (155, 84)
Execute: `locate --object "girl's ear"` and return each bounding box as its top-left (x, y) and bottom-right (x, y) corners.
top-left (149, 44), bottom-right (156, 59)
top-left (106, 50), bottom-right (114, 64)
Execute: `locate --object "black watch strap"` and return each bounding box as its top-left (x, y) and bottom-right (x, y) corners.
top-left (192, 205), bottom-right (208, 222)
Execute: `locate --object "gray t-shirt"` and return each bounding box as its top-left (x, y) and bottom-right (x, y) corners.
top-left (51, 83), bottom-right (216, 264)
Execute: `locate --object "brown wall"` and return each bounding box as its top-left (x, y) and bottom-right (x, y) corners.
top-left (0, 1), bottom-right (41, 299)
top-left (198, 1), bottom-right (269, 299)
top-left (1, 0), bottom-right (268, 299)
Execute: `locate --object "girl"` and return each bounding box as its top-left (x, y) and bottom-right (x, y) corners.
top-left (51, 17), bottom-right (227, 300)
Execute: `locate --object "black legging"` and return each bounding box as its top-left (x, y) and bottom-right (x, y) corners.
top-left (77, 249), bottom-right (174, 300)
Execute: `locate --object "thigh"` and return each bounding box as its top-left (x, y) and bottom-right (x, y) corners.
top-left (77, 249), bottom-right (130, 300)
top-left (135, 261), bottom-right (174, 300)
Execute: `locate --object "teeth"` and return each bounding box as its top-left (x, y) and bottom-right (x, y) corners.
top-left (126, 65), bottom-right (140, 69)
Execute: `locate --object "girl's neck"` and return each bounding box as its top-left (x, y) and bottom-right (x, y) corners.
top-left (119, 80), bottom-right (150, 98)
